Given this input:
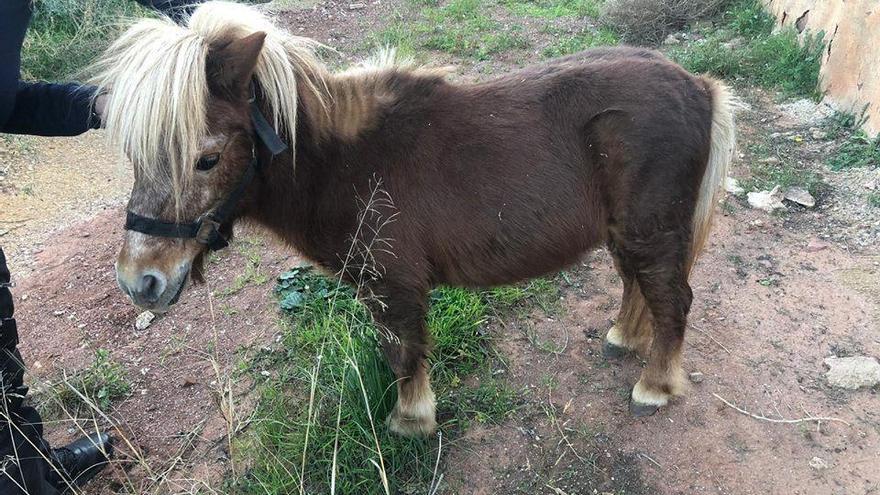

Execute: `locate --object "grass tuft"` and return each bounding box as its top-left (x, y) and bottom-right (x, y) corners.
top-left (541, 26), bottom-right (620, 58)
top-left (232, 266), bottom-right (534, 494)
top-left (34, 348), bottom-right (131, 418)
top-left (23, 0), bottom-right (149, 81)
top-left (828, 132), bottom-right (880, 171)
top-left (502, 0), bottom-right (605, 19)
top-left (667, 0), bottom-right (823, 99)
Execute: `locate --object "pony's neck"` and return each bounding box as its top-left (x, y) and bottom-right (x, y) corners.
top-left (296, 65), bottom-right (401, 144)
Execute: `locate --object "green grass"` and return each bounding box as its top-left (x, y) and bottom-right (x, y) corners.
top-left (230, 266), bottom-right (545, 494)
top-left (23, 0), bottom-right (149, 81)
top-left (741, 142), bottom-right (824, 196)
top-left (372, 0), bottom-right (529, 61)
top-left (34, 349), bottom-right (131, 417)
top-left (218, 238), bottom-right (268, 297)
top-left (502, 0), bottom-right (605, 19)
top-left (828, 131), bottom-right (880, 170)
top-left (668, 0), bottom-right (823, 98)
top-left (541, 26), bottom-right (620, 58)
top-left (868, 193), bottom-right (880, 208)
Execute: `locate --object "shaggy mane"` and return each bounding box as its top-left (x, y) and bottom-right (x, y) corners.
top-left (90, 1), bottom-right (329, 212)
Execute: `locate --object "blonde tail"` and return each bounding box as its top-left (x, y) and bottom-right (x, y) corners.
top-left (690, 78), bottom-right (738, 269)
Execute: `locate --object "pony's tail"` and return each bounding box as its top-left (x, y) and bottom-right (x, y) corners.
top-left (689, 77), bottom-right (738, 271)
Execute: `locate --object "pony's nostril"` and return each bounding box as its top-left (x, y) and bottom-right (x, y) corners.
top-left (139, 273), bottom-right (166, 303)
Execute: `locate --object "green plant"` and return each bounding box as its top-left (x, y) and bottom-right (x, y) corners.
top-left (232, 266), bottom-right (528, 494)
top-left (542, 27), bottom-right (620, 58)
top-left (503, 0), bottom-right (605, 19)
top-left (23, 0), bottom-right (150, 81)
top-left (35, 348), bottom-right (131, 417)
top-left (668, 0), bottom-right (824, 99)
top-left (868, 192), bottom-right (880, 208)
top-left (828, 131), bottom-right (880, 170)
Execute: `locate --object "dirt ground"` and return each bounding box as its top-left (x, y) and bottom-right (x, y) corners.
top-left (1, 1), bottom-right (878, 494)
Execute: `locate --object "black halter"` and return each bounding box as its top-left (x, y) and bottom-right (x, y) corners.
top-left (124, 89), bottom-right (287, 251)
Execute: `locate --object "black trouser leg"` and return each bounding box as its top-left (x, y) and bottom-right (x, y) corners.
top-left (0, 248), bottom-right (60, 494)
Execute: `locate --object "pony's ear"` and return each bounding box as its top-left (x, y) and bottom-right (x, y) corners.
top-left (209, 31), bottom-right (267, 99)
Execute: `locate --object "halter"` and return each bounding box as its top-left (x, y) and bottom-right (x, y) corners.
top-left (124, 86), bottom-right (287, 251)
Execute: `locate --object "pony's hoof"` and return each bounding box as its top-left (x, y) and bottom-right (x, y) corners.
top-left (387, 409), bottom-right (437, 437)
top-left (629, 400), bottom-right (660, 417)
top-left (602, 341), bottom-right (630, 360)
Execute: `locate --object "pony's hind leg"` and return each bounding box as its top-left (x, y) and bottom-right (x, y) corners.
top-left (604, 246), bottom-right (653, 358)
top-left (629, 247), bottom-right (692, 416)
top-left (367, 283), bottom-right (437, 437)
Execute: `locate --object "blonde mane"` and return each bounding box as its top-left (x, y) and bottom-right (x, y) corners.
top-left (90, 1), bottom-right (329, 211)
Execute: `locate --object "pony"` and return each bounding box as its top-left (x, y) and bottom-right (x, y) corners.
top-left (93, 1), bottom-right (736, 436)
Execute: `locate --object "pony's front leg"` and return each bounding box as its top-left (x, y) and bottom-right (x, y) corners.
top-left (367, 285), bottom-right (437, 437)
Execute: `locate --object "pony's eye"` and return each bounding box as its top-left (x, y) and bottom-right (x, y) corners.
top-left (196, 153), bottom-right (221, 171)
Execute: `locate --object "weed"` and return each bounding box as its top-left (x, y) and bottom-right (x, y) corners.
top-left (219, 238), bottom-right (268, 297)
top-left (372, 0), bottom-right (529, 61)
top-left (668, 0), bottom-right (823, 99)
top-left (741, 142), bottom-right (825, 196)
top-left (232, 266), bottom-right (533, 494)
top-left (35, 348), bottom-right (131, 417)
top-left (828, 131), bottom-right (880, 170)
top-left (23, 0), bottom-right (149, 81)
top-left (868, 192), bottom-right (880, 208)
top-left (541, 26), bottom-right (620, 58)
top-left (503, 0), bottom-right (605, 19)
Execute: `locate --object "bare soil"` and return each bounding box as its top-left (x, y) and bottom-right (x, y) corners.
top-left (1, 1), bottom-right (878, 494)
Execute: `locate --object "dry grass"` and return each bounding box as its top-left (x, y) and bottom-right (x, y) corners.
top-left (599, 0), bottom-right (729, 45)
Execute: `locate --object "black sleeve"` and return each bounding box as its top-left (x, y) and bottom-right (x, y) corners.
top-left (133, 0), bottom-right (197, 21)
top-left (0, 82), bottom-right (98, 136)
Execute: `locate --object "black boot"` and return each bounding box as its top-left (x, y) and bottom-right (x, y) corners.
top-left (47, 432), bottom-right (114, 491)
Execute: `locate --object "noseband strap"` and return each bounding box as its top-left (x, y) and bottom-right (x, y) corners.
top-left (124, 89), bottom-right (287, 251)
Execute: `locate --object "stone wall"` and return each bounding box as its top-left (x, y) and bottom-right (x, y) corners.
top-left (763, 0), bottom-right (880, 136)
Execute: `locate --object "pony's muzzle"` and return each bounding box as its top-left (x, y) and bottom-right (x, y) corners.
top-left (117, 269), bottom-right (168, 308)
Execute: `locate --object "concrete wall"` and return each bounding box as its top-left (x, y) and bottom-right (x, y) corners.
top-left (763, 0), bottom-right (880, 136)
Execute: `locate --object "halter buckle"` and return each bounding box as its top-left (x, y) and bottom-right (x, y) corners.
top-left (195, 217), bottom-right (222, 245)
top-left (0, 282), bottom-right (13, 289)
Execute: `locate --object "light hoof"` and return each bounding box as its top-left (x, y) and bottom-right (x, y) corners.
top-left (629, 378), bottom-right (671, 417)
top-left (387, 408), bottom-right (437, 437)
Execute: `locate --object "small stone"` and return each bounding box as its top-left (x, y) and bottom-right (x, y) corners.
top-left (664, 33), bottom-right (680, 45)
top-left (865, 179), bottom-right (877, 191)
top-left (809, 456), bottom-right (828, 471)
top-left (688, 371), bottom-right (704, 383)
top-left (348, 2), bottom-right (365, 9)
top-left (747, 185), bottom-right (785, 212)
top-left (824, 356), bottom-right (880, 390)
top-left (783, 186), bottom-right (816, 208)
top-left (757, 157), bottom-right (780, 164)
top-left (52, 310), bottom-right (65, 317)
top-left (724, 177), bottom-right (744, 195)
top-left (181, 377), bottom-right (197, 388)
top-left (811, 128), bottom-right (828, 140)
top-left (805, 238), bottom-right (830, 252)
top-left (135, 310), bottom-right (156, 331)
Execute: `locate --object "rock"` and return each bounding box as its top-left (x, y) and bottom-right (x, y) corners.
top-left (688, 371), bottom-right (704, 383)
top-left (747, 185), bottom-right (785, 212)
top-left (724, 177), bottom-right (745, 195)
top-left (811, 128), bottom-right (829, 140)
top-left (809, 456), bottom-right (828, 471)
top-left (757, 156), bottom-right (780, 164)
top-left (783, 187), bottom-right (816, 208)
top-left (181, 377), bottom-right (197, 388)
top-left (664, 33), bottom-right (680, 45)
top-left (865, 179), bottom-right (877, 191)
top-left (135, 310), bottom-right (156, 331)
top-left (824, 356), bottom-right (880, 390)
top-left (348, 2), bottom-right (365, 9)
top-left (805, 238), bottom-right (830, 252)
top-left (722, 37), bottom-right (745, 50)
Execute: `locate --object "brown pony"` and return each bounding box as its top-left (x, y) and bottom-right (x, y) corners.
top-left (94, 1), bottom-right (736, 436)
